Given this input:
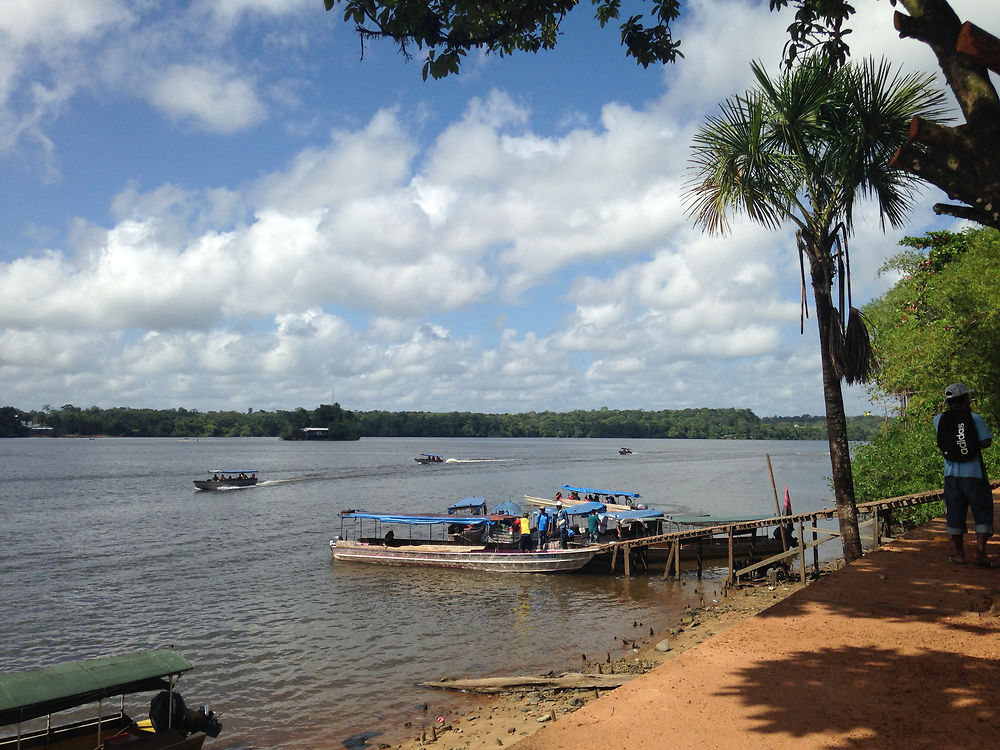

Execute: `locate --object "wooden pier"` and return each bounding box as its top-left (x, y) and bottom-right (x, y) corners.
top-left (595, 480), bottom-right (1000, 583)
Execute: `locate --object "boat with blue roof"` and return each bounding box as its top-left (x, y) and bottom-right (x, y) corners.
top-left (330, 500), bottom-right (599, 573)
top-left (523, 485), bottom-right (645, 512)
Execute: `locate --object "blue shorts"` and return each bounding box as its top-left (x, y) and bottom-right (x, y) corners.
top-left (943, 475), bottom-right (994, 535)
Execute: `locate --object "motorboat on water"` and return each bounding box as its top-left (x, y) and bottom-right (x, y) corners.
top-left (330, 503), bottom-right (599, 573)
top-left (193, 470), bottom-right (258, 490)
top-left (414, 454), bottom-right (444, 464)
top-left (618, 447), bottom-right (632, 455)
top-left (0, 649), bottom-right (222, 750)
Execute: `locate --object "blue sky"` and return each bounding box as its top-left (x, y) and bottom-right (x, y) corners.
top-left (2, 0), bottom-right (997, 417)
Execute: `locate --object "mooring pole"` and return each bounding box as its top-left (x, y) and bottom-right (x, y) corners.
top-left (766, 453), bottom-right (789, 551)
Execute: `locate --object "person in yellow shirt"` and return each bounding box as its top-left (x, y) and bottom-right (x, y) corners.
top-left (517, 513), bottom-right (532, 552)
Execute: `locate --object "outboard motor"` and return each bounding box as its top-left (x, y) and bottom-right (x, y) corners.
top-left (149, 691), bottom-right (223, 738)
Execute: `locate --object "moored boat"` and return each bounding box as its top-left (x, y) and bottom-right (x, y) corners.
top-left (331, 510), bottom-right (598, 572)
top-left (652, 513), bottom-right (793, 561)
top-left (193, 470), bottom-right (258, 490)
top-left (0, 649), bottom-right (222, 750)
top-left (523, 485), bottom-right (645, 513)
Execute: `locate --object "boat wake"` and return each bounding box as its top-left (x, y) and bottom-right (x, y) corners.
top-left (444, 458), bottom-right (519, 464)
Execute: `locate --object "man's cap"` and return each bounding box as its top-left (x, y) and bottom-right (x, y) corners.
top-left (555, 501), bottom-right (562, 507)
top-left (945, 382), bottom-right (970, 399)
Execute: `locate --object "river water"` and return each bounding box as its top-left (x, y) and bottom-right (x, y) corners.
top-left (0, 437), bottom-right (836, 748)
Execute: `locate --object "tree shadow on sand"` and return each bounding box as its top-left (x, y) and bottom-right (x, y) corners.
top-left (754, 517), bottom-right (1000, 639)
top-left (713, 644), bottom-right (1000, 748)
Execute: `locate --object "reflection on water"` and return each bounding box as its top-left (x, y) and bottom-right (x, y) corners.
top-left (1, 436), bottom-right (834, 749)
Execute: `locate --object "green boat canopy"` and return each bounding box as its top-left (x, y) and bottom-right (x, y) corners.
top-left (0, 649), bottom-right (194, 727)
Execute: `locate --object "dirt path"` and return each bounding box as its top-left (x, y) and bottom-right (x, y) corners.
top-left (379, 495), bottom-right (1000, 750)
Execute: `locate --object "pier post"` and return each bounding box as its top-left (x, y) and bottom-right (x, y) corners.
top-left (798, 519), bottom-right (806, 583)
top-left (727, 529), bottom-right (735, 585)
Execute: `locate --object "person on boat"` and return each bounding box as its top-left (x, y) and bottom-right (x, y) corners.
top-left (587, 509), bottom-right (600, 543)
top-left (212, 474), bottom-right (220, 481)
top-left (554, 501), bottom-right (570, 549)
top-left (554, 491), bottom-right (563, 503)
top-left (517, 513), bottom-right (532, 552)
top-left (383, 530), bottom-right (399, 548)
top-left (536, 507), bottom-right (551, 547)
top-left (250, 473), bottom-right (256, 479)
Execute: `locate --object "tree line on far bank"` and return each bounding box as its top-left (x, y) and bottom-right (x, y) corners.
top-left (0, 403), bottom-right (886, 442)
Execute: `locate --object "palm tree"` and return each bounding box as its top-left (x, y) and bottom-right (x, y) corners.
top-left (685, 56), bottom-right (947, 562)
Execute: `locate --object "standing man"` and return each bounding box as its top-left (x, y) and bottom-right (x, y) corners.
top-left (935, 383), bottom-right (995, 567)
top-left (517, 512), bottom-right (533, 552)
top-left (536, 507), bottom-right (550, 548)
top-left (587, 509), bottom-right (600, 543)
top-left (554, 501), bottom-right (570, 549)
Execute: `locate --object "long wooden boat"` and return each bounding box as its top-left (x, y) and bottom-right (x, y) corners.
top-left (330, 539), bottom-right (597, 572)
top-left (524, 484), bottom-right (646, 513)
top-left (193, 470), bottom-right (258, 490)
top-left (0, 649), bottom-right (222, 750)
top-left (331, 511), bottom-right (598, 572)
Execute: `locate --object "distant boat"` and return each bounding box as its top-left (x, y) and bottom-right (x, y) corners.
top-left (618, 447), bottom-right (632, 455)
top-left (414, 453), bottom-right (444, 464)
top-left (193, 470), bottom-right (259, 490)
top-left (0, 649), bottom-right (222, 750)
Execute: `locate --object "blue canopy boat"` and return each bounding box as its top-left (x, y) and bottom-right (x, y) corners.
top-left (446, 497), bottom-right (488, 515)
top-left (523, 486), bottom-right (646, 513)
top-left (330, 508), bottom-right (598, 573)
top-left (561, 485), bottom-right (643, 505)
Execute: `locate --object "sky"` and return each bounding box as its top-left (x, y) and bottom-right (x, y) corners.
top-left (1, 0), bottom-right (998, 418)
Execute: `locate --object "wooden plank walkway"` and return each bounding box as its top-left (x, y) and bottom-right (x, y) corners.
top-left (597, 480), bottom-right (1000, 581)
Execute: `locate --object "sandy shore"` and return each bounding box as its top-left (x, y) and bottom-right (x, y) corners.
top-left (370, 568), bottom-right (832, 750)
top-left (356, 490), bottom-right (1000, 750)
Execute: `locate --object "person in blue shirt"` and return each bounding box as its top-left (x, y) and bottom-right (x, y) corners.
top-left (536, 507), bottom-right (550, 548)
top-left (934, 383), bottom-right (994, 567)
top-left (554, 501), bottom-right (570, 549)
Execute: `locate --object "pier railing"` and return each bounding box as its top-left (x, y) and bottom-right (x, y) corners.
top-left (598, 480), bottom-right (1000, 583)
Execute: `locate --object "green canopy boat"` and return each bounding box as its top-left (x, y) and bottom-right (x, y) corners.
top-left (0, 649), bottom-right (221, 750)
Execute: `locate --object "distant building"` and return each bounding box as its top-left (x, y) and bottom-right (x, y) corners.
top-left (300, 427), bottom-right (329, 440)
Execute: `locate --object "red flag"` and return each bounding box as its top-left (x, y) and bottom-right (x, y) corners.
top-left (783, 486), bottom-right (792, 516)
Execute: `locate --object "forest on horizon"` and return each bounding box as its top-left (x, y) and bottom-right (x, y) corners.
top-left (0, 402), bottom-right (887, 442)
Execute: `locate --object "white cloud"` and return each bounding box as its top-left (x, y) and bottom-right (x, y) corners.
top-left (147, 63), bottom-right (266, 132)
top-left (3, 0), bottom-right (998, 415)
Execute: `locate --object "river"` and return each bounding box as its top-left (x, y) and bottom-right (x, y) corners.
top-left (0, 436), bottom-right (836, 748)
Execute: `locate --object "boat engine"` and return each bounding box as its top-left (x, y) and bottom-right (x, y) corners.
top-left (149, 691), bottom-right (223, 737)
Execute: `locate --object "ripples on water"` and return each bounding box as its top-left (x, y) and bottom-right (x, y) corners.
top-left (0, 437), bottom-right (834, 748)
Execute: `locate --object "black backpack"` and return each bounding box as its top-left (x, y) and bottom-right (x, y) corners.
top-left (936, 408), bottom-right (981, 462)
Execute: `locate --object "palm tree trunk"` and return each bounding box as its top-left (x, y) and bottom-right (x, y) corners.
top-left (806, 240), bottom-right (864, 562)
